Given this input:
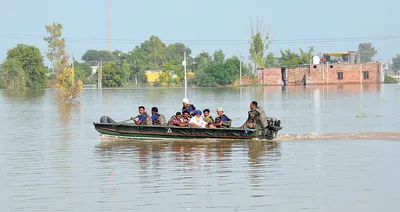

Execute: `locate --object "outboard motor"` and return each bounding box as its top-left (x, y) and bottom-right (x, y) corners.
top-left (100, 116), bottom-right (116, 123)
top-left (264, 117), bottom-right (283, 139)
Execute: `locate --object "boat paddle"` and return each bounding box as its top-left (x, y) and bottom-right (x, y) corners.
top-left (117, 118), bottom-right (134, 124)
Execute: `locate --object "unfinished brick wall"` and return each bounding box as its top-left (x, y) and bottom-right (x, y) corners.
top-left (258, 67), bottom-right (281, 85)
top-left (286, 67), bottom-right (309, 85)
top-left (259, 62), bottom-right (381, 86)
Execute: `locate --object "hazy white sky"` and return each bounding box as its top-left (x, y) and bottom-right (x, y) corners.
top-left (1, 0), bottom-right (398, 65)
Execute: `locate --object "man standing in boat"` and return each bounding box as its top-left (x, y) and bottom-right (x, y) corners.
top-left (241, 101), bottom-right (268, 129)
top-left (132, 106), bottom-right (152, 125)
top-left (182, 98), bottom-right (196, 117)
top-left (212, 108), bottom-right (231, 128)
top-left (151, 107), bottom-right (166, 126)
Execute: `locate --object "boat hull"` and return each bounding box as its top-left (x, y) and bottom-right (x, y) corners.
top-left (93, 123), bottom-right (275, 140)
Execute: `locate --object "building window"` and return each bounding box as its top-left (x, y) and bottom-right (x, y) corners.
top-left (363, 71), bottom-right (369, 79)
top-left (338, 72), bottom-right (343, 80)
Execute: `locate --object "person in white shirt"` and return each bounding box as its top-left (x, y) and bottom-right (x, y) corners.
top-left (189, 110), bottom-right (208, 128)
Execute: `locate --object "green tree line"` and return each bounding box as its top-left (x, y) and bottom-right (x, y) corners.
top-left (84, 35), bottom-right (249, 87)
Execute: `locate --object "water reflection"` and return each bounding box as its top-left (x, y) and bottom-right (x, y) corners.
top-left (1, 89), bottom-right (46, 100)
top-left (96, 139), bottom-right (280, 167)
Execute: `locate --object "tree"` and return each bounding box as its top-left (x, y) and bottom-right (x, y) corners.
top-left (392, 54), bottom-right (400, 75)
top-left (140, 35), bottom-right (166, 70)
top-left (165, 43), bottom-right (191, 64)
top-left (44, 22), bottom-right (82, 102)
top-left (6, 44), bottom-right (47, 88)
top-left (1, 58), bottom-right (27, 90)
top-left (279, 47), bottom-right (314, 66)
top-left (358, 43), bottom-right (377, 63)
top-left (56, 67), bottom-right (82, 102)
top-left (74, 62), bottom-right (92, 81)
top-left (44, 23), bottom-right (69, 74)
top-left (213, 49), bottom-right (225, 63)
top-left (265, 52), bottom-right (277, 67)
top-left (102, 62), bottom-right (123, 87)
top-left (82, 50), bottom-right (115, 66)
top-left (249, 17), bottom-right (270, 73)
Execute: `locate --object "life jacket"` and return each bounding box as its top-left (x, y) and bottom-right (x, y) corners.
top-left (247, 107), bottom-right (267, 128)
top-left (204, 115), bottom-right (214, 125)
top-left (141, 112), bottom-right (152, 125)
top-left (215, 114), bottom-right (231, 128)
top-left (152, 113), bottom-right (166, 126)
top-left (182, 104), bottom-right (196, 116)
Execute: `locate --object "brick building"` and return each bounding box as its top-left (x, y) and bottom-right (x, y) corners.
top-left (258, 62), bottom-right (384, 86)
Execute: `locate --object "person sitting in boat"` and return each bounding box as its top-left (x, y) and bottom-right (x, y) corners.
top-left (132, 106), bottom-right (152, 125)
top-left (182, 98), bottom-right (196, 117)
top-left (241, 101), bottom-right (268, 129)
top-left (167, 112), bottom-right (188, 127)
top-left (182, 111), bottom-right (191, 124)
top-left (212, 108), bottom-right (231, 128)
top-left (203, 109), bottom-right (214, 126)
top-left (151, 107), bottom-right (166, 126)
top-left (189, 110), bottom-right (208, 128)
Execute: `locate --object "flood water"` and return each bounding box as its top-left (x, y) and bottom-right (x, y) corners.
top-left (1, 84), bottom-right (400, 211)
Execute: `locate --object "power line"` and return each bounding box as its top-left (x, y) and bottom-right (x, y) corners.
top-left (1, 33), bottom-right (400, 45)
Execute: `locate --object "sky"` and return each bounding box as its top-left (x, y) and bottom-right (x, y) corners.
top-left (1, 0), bottom-right (399, 66)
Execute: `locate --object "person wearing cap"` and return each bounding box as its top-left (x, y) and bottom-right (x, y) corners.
top-left (212, 108), bottom-right (231, 128)
top-left (151, 107), bottom-right (166, 126)
top-left (131, 106), bottom-right (152, 125)
top-left (241, 100), bottom-right (267, 129)
top-left (189, 110), bottom-right (208, 128)
top-left (182, 98), bottom-right (196, 117)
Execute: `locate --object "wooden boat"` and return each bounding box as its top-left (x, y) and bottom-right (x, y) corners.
top-left (93, 116), bottom-right (283, 140)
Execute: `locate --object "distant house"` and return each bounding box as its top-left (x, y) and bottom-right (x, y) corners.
top-left (91, 66), bottom-right (98, 75)
top-left (258, 62), bottom-right (383, 86)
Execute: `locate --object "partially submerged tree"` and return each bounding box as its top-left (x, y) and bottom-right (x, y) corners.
top-left (1, 58), bottom-right (27, 90)
top-left (44, 22), bottom-right (82, 103)
top-left (56, 67), bottom-right (83, 101)
top-left (6, 44), bottom-right (47, 88)
top-left (44, 23), bottom-right (69, 74)
top-left (249, 17), bottom-right (270, 74)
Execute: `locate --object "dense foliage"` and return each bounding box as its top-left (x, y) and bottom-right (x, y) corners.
top-left (358, 43), bottom-right (377, 63)
top-left (384, 75), bottom-right (398, 84)
top-left (5, 44), bottom-right (47, 88)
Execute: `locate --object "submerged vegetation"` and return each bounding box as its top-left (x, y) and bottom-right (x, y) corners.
top-left (44, 22), bottom-right (82, 103)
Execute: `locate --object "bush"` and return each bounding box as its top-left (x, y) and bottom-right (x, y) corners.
top-left (384, 75), bottom-right (398, 84)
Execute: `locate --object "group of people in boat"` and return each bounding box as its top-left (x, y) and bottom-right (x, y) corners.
top-left (131, 98), bottom-right (268, 129)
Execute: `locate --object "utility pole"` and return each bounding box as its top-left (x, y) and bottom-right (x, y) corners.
top-left (108, 0), bottom-right (110, 51)
top-left (183, 51), bottom-right (187, 99)
top-left (98, 61), bottom-right (102, 89)
top-left (239, 54), bottom-right (244, 85)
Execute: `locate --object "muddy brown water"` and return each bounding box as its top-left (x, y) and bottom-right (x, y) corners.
top-left (1, 84), bottom-right (400, 211)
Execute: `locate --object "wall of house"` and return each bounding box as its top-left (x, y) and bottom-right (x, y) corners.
top-left (258, 62), bottom-right (382, 86)
top-left (258, 67), bottom-right (281, 85)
